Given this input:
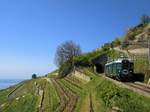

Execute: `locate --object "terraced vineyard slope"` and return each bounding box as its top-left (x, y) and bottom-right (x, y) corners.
top-left (1, 70), bottom-right (150, 112)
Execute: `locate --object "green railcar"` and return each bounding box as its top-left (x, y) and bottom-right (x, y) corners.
top-left (105, 59), bottom-right (134, 81)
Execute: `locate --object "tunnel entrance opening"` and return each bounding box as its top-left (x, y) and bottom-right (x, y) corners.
top-left (95, 64), bottom-right (104, 73)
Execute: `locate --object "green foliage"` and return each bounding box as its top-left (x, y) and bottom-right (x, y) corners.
top-left (73, 50), bottom-right (107, 68)
top-left (111, 38), bottom-right (121, 47)
top-left (42, 81), bottom-right (60, 111)
top-left (59, 47), bottom-right (126, 77)
top-left (73, 54), bottom-right (93, 67)
top-left (0, 86), bottom-right (17, 105)
top-left (0, 78), bottom-right (60, 112)
top-left (107, 49), bottom-right (127, 60)
top-left (134, 58), bottom-right (148, 74)
top-left (101, 43), bottom-right (111, 51)
top-left (101, 38), bottom-right (121, 50)
top-left (32, 74), bottom-right (37, 79)
top-left (58, 59), bottom-right (74, 78)
top-left (134, 58), bottom-right (149, 82)
top-left (0, 80), bottom-right (39, 112)
top-left (96, 78), bottom-right (150, 112)
top-left (1, 68), bottom-right (150, 112)
top-left (47, 70), bottom-right (58, 78)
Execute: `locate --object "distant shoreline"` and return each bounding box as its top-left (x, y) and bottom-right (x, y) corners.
top-left (0, 79), bottom-right (24, 90)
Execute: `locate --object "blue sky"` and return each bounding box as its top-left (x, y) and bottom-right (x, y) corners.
top-left (0, 0), bottom-right (150, 79)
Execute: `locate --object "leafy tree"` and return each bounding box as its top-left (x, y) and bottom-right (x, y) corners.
top-left (32, 74), bottom-right (37, 79)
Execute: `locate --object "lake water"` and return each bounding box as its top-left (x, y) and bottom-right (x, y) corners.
top-left (0, 79), bottom-right (23, 90)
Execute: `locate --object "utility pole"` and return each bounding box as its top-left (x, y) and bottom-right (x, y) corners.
top-left (147, 27), bottom-right (150, 84)
top-left (148, 27), bottom-right (150, 70)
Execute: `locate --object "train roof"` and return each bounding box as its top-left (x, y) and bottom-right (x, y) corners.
top-left (105, 59), bottom-right (133, 66)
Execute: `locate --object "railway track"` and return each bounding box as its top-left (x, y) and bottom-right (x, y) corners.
top-left (104, 76), bottom-right (150, 97)
top-left (125, 82), bottom-right (150, 94)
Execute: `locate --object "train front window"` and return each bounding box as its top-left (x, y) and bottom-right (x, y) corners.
top-left (122, 63), bottom-right (129, 69)
top-left (122, 61), bottom-right (129, 69)
top-left (117, 63), bottom-right (122, 70)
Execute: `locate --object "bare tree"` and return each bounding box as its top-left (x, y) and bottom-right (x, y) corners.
top-left (55, 41), bottom-right (81, 67)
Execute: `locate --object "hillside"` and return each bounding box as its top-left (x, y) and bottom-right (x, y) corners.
top-left (0, 69), bottom-right (150, 112)
top-left (71, 23), bottom-right (150, 82)
top-left (121, 23), bottom-right (150, 83)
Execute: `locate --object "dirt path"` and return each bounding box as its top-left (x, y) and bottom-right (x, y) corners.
top-left (43, 77), bottom-right (52, 84)
top-left (89, 94), bottom-right (94, 112)
top-left (36, 89), bottom-right (44, 112)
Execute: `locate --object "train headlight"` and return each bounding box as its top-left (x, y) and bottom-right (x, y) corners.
top-left (122, 69), bottom-right (128, 75)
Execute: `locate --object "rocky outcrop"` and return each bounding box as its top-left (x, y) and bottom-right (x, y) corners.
top-left (70, 70), bottom-right (91, 82)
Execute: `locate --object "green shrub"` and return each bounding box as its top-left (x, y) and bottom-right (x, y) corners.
top-left (134, 58), bottom-right (149, 82)
top-left (96, 79), bottom-right (150, 112)
top-left (111, 38), bottom-right (121, 47)
top-left (134, 58), bottom-right (148, 74)
top-left (32, 74), bottom-right (37, 79)
top-left (107, 49), bottom-right (126, 60)
top-left (101, 43), bottom-right (111, 51)
top-left (73, 55), bottom-right (93, 67)
top-left (73, 50), bottom-right (106, 67)
top-left (58, 59), bottom-right (73, 78)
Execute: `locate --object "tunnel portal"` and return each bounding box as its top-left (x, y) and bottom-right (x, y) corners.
top-left (95, 64), bottom-right (104, 73)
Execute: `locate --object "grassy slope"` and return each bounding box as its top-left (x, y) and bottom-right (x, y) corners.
top-left (41, 79), bottom-right (60, 112)
top-left (75, 73), bottom-right (105, 112)
top-left (1, 69), bottom-right (150, 112)
top-left (96, 77), bottom-right (150, 112)
top-left (0, 80), bottom-right (38, 112)
top-left (70, 69), bottom-right (150, 112)
top-left (0, 77), bottom-right (59, 112)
